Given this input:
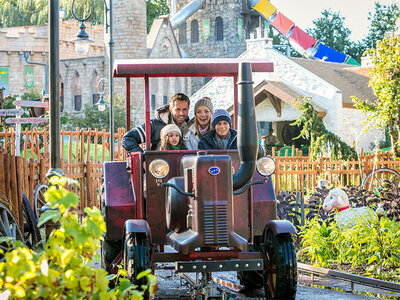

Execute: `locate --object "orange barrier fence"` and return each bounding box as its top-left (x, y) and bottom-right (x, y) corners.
top-left (1, 130), bottom-right (399, 213)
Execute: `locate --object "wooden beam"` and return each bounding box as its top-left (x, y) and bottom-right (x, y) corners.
top-left (265, 91), bottom-right (282, 117)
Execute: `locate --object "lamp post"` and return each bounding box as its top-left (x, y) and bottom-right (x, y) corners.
top-left (94, 78), bottom-right (109, 112)
top-left (47, 0), bottom-right (63, 177)
top-left (71, 0), bottom-right (114, 161)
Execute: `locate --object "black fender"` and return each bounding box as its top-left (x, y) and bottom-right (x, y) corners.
top-left (264, 220), bottom-right (296, 237)
top-left (124, 219), bottom-right (151, 240)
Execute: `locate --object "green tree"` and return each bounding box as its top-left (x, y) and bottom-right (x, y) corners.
top-left (146, 0), bottom-right (169, 32)
top-left (0, 0), bottom-right (47, 27)
top-left (61, 94), bottom-right (127, 131)
top-left (292, 99), bottom-right (358, 161)
top-left (306, 9), bottom-right (351, 54)
top-left (0, 0), bottom-right (167, 28)
top-left (352, 34), bottom-right (400, 158)
top-left (363, 2), bottom-right (400, 49)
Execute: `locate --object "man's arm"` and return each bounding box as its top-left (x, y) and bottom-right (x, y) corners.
top-left (122, 123), bottom-right (146, 152)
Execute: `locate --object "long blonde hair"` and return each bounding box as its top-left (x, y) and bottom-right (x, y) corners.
top-left (159, 132), bottom-right (187, 150)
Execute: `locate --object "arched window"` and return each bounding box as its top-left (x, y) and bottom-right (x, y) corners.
top-left (215, 17), bottom-right (223, 41)
top-left (179, 22), bottom-right (187, 44)
top-left (91, 71), bottom-right (100, 105)
top-left (72, 71), bottom-right (82, 111)
top-left (59, 75), bottom-right (64, 112)
top-left (191, 20), bottom-right (199, 43)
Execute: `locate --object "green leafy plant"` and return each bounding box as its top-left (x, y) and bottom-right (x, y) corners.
top-left (292, 99), bottom-right (358, 161)
top-left (352, 34), bottom-right (400, 158)
top-left (0, 175), bottom-right (156, 299)
top-left (299, 214), bottom-right (400, 278)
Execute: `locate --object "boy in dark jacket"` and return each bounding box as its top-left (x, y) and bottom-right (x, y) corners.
top-left (198, 109), bottom-right (237, 150)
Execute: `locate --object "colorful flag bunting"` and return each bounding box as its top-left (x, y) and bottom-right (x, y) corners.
top-left (314, 43), bottom-right (346, 63)
top-left (288, 26), bottom-right (316, 51)
top-left (270, 12), bottom-right (294, 35)
top-left (345, 57), bottom-right (361, 66)
top-left (252, 0), bottom-right (277, 20)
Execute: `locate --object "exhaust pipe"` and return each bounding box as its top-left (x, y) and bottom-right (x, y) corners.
top-left (170, 0), bottom-right (205, 30)
top-left (233, 62), bottom-right (258, 190)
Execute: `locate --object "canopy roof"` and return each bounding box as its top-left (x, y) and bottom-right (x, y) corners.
top-left (113, 58), bottom-right (274, 78)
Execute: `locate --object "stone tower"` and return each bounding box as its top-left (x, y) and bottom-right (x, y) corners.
top-left (168, 0), bottom-right (258, 93)
top-left (169, 0), bottom-right (258, 59)
top-left (105, 0), bottom-right (147, 125)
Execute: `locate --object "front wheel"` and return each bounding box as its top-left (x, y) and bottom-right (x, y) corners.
top-left (262, 231), bottom-right (297, 300)
top-left (124, 232), bottom-right (151, 296)
top-left (237, 236), bottom-right (263, 289)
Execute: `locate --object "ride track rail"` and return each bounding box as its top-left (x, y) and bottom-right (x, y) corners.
top-left (298, 262), bottom-right (400, 293)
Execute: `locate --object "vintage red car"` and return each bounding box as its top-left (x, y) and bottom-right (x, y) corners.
top-left (101, 58), bottom-right (297, 299)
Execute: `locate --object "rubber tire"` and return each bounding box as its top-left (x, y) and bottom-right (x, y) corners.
top-left (263, 231), bottom-right (297, 300)
top-left (101, 239), bottom-right (122, 273)
top-left (237, 237), bottom-right (263, 289)
top-left (124, 232), bottom-right (151, 299)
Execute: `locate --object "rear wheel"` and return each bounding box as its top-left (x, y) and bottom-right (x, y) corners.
top-left (262, 230), bottom-right (297, 300)
top-left (101, 239), bottom-right (121, 273)
top-left (124, 232), bottom-right (151, 298)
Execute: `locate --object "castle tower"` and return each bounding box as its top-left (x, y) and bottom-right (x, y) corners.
top-left (105, 0), bottom-right (147, 125)
top-left (168, 0), bottom-right (258, 93)
top-left (169, 0), bottom-right (252, 59)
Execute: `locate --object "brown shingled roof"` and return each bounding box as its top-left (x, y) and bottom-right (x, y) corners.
top-left (289, 57), bottom-right (377, 108)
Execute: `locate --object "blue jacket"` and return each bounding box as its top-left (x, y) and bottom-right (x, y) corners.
top-left (198, 128), bottom-right (237, 150)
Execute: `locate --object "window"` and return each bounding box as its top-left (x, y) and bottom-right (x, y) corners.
top-left (191, 20), bottom-right (199, 43)
top-left (91, 71), bottom-right (99, 105)
top-left (74, 95), bottom-right (82, 111)
top-left (72, 71), bottom-right (82, 111)
top-left (151, 94), bottom-right (156, 111)
top-left (92, 93), bottom-right (100, 105)
top-left (163, 95), bottom-right (168, 105)
top-left (60, 77), bottom-right (64, 112)
top-left (215, 17), bottom-right (223, 41)
top-left (179, 22), bottom-right (187, 44)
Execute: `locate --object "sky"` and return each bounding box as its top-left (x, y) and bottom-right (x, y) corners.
top-left (269, 0), bottom-right (398, 41)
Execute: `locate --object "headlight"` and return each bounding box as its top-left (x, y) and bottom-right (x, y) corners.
top-left (149, 159), bottom-right (169, 179)
top-left (257, 156), bottom-right (276, 176)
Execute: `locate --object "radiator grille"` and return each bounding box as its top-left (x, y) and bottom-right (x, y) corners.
top-left (203, 201), bottom-right (228, 245)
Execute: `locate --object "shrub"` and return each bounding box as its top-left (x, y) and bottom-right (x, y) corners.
top-left (0, 175), bottom-right (156, 299)
top-left (299, 215), bottom-right (400, 277)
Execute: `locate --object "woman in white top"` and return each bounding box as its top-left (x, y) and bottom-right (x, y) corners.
top-left (183, 97), bottom-right (214, 150)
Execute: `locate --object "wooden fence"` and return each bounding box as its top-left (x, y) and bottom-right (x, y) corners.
top-left (0, 127), bottom-right (127, 163)
top-left (0, 153), bottom-right (102, 225)
top-left (270, 145), bottom-right (400, 194)
top-left (1, 129), bottom-right (399, 220)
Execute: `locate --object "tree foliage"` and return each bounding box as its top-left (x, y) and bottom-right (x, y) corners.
top-left (0, 175), bottom-right (157, 298)
top-left (306, 9), bottom-right (351, 54)
top-left (352, 34), bottom-right (400, 158)
top-left (146, 0), bottom-right (169, 32)
top-left (306, 3), bottom-right (399, 63)
top-left (0, 0), bottom-right (47, 27)
top-left (363, 2), bottom-right (400, 49)
top-left (292, 99), bottom-right (358, 161)
top-left (0, 0), bottom-right (168, 29)
top-left (61, 94), bottom-right (127, 131)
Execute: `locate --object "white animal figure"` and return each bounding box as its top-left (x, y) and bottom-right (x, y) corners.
top-left (323, 188), bottom-right (377, 228)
